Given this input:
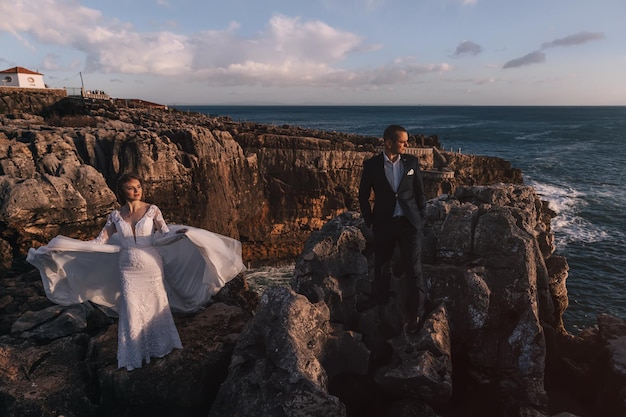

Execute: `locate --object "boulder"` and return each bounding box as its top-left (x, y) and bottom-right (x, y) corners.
top-left (286, 184), bottom-right (562, 416)
top-left (88, 302), bottom-right (251, 416)
top-left (376, 302), bottom-right (453, 405)
top-left (0, 333), bottom-right (98, 417)
top-left (0, 277), bottom-right (254, 417)
top-left (209, 286), bottom-right (346, 417)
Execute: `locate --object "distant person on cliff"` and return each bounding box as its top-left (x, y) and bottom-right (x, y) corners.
top-left (27, 173), bottom-right (245, 370)
top-left (357, 125), bottom-right (427, 333)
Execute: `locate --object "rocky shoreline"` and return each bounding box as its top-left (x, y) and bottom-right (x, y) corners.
top-left (1, 91), bottom-right (626, 416)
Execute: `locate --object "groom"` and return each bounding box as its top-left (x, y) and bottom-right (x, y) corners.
top-left (357, 124), bottom-right (427, 333)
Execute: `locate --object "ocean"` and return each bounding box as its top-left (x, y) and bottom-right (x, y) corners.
top-left (175, 105), bottom-right (626, 333)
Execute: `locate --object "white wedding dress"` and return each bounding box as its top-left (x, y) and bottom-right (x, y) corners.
top-left (27, 205), bottom-right (245, 370)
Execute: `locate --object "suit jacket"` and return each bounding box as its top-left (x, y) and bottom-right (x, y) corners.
top-left (358, 152), bottom-right (426, 230)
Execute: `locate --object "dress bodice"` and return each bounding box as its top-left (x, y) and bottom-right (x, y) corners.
top-left (95, 205), bottom-right (170, 248)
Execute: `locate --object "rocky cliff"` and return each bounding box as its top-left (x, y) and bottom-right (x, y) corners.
top-left (210, 186), bottom-right (625, 417)
top-left (0, 95), bottom-right (521, 271)
top-left (0, 86), bottom-right (67, 115)
top-left (3, 185), bottom-right (626, 417)
top-left (5, 93), bottom-right (623, 417)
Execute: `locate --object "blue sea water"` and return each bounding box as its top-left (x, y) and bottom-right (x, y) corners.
top-left (175, 105), bottom-right (626, 333)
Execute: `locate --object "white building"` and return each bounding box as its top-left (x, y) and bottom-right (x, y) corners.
top-left (0, 67), bottom-right (46, 89)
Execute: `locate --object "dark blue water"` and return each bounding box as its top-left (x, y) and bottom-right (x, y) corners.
top-left (176, 105), bottom-right (626, 333)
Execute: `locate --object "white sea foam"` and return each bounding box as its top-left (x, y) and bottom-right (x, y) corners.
top-left (530, 180), bottom-right (608, 247)
top-left (243, 263), bottom-right (294, 294)
top-left (514, 130), bottom-right (552, 141)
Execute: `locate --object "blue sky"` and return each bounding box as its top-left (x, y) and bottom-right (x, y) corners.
top-left (1, 0), bottom-right (624, 105)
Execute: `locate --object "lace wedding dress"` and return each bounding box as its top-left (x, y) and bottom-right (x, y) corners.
top-left (27, 205), bottom-right (245, 370)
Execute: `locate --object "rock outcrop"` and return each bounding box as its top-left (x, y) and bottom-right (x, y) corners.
top-left (209, 185), bottom-right (625, 417)
top-left (0, 275), bottom-right (258, 417)
top-left (4, 93), bottom-right (623, 417)
top-left (0, 95), bottom-right (522, 273)
top-left (0, 86), bottom-right (67, 115)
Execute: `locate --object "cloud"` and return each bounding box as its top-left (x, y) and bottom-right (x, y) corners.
top-left (474, 77), bottom-right (495, 85)
top-left (541, 31), bottom-right (605, 49)
top-left (453, 40), bottom-right (482, 57)
top-left (503, 30), bottom-right (604, 70)
top-left (321, 0), bottom-right (384, 13)
top-left (503, 51), bottom-right (546, 69)
top-left (40, 53), bottom-right (82, 72)
top-left (0, 0), bottom-right (450, 89)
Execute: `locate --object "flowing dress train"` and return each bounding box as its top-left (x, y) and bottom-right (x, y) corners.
top-left (27, 205), bottom-right (245, 370)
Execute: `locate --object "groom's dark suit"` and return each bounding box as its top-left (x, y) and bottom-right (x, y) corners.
top-left (359, 153), bottom-right (425, 230)
top-left (358, 151), bottom-right (426, 321)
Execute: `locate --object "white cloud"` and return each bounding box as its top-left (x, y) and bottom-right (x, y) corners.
top-left (41, 54), bottom-right (64, 71)
top-left (0, 0), bottom-right (450, 89)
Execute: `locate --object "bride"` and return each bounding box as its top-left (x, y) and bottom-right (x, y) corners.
top-left (27, 173), bottom-right (245, 370)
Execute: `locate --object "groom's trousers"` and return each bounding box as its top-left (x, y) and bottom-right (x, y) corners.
top-left (372, 216), bottom-right (425, 320)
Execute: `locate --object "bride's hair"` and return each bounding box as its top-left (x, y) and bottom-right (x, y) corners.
top-left (116, 173), bottom-right (143, 203)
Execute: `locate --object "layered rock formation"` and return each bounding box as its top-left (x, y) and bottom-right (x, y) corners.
top-left (210, 188), bottom-right (625, 417)
top-left (0, 275), bottom-right (258, 417)
top-left (0, 95), bottom-right (521, 272)
top-left (3, 92), bottom-right (624, 417)
top-left (0, 86), bottom-right (67, 115)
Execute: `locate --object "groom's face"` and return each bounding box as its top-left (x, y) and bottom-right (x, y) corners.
top-left (385, 131), bottom-right (409, 156)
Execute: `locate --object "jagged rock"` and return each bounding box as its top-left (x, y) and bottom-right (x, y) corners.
top-left (377, 303), bottom-right (453, 405)
top-left (1, 98), bottom-right (523, 267)
top-left (87, 302), bottom-right (250, 416)
top-left (0, 269), bottom-right (51, 335)
top-left (11, 303), bottom-right (94, 341)
top-left (0, 275), bottom-right (254, 417)
top-left (0, 333), bottom-right (99, 417)
top-left (211, 185), bottom-right (562, 416)
top-left (284, 184), bottom-right (564, 416)
top-left (323, 325), bottom-right (370, 379)
top-left (0, 86), bottom-right (67, 114)
top-left (0, 237), bottom-right (11, 273)
top-left (591, 314), bottom-right (626, 416)
top-left (1, 95), bottom-right (605, 416)
top-left (209, 286), bottom-right (346, 417)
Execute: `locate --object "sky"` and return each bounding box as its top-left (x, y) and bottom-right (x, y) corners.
top-left (1, 0), bottom-right (624, 105)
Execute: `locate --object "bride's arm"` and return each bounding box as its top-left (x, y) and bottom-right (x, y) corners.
top-left (153, 206), bottom-right (171, 234)
top-left (92, 214), bottom-right (117, 244)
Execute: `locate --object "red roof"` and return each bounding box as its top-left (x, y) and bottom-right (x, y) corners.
top-left (0, 66), bottom-right (43, 75)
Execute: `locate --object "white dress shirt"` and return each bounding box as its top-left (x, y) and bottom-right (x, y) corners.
top-left (383, 152), bottom-right (405, 217)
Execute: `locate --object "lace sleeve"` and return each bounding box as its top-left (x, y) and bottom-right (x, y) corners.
top-left (153, 206), bottom-right (170, 234)
top-left (92, 213), bottom-right (116, 244)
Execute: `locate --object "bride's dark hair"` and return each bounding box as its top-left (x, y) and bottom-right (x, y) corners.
top-left (116, 173), bottom-right (143, 204)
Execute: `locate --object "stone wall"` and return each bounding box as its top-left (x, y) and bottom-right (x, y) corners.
top-left (0, 87), bottom-right (67, 115)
